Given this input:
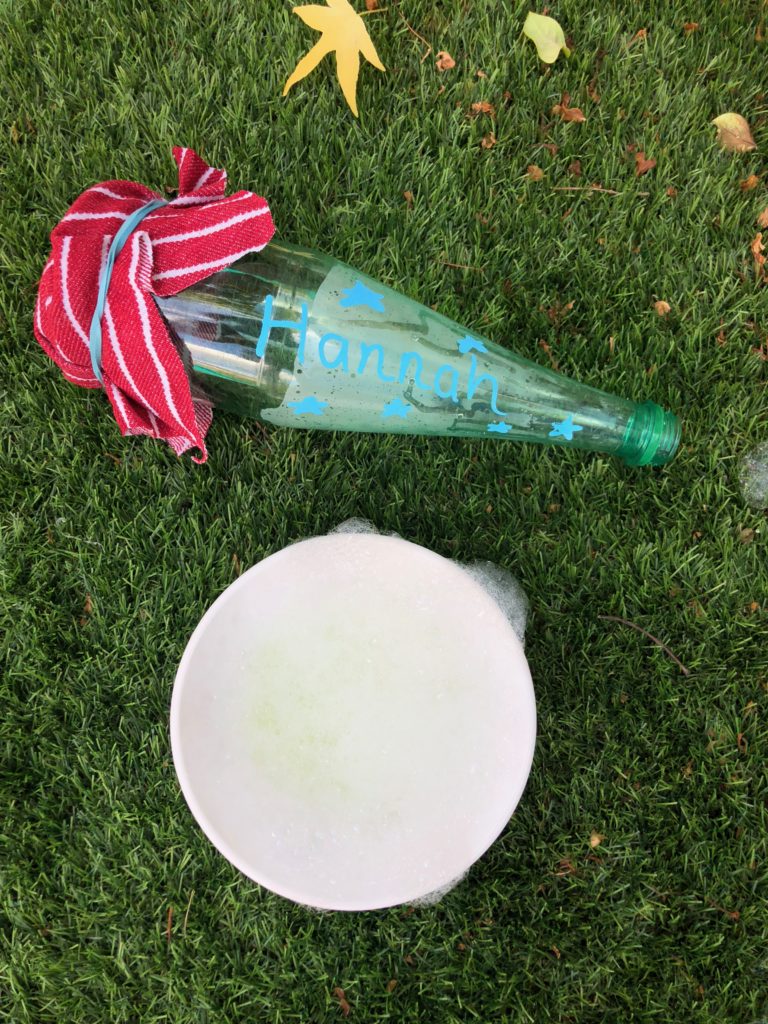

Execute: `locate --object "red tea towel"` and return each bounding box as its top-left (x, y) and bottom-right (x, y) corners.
top-left (34, 147), bottom-right (275, 461)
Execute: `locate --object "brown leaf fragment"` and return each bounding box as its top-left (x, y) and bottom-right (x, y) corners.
top-left (471, 100), bottom-right (496, 117)
top-left (740, 174), bottom-right (761, 191)
top-left (751, 233), bottom-right (766, 281)
top-left (476, 69), bottom-right (488, 79)
top-left (666, 186), bottom-right (678, 198)
top-left (527, 163), bottom-right (544, 180)
top-left (635, 151), bottom-right (657, 176)
top-left (333, 988), bottom-right (351, 1017)
top-left (481, 132), bottom-right (497, 149)
top-left (589, 831), bottom-right (605, 848)
top-left (654, 300), bottom-right (671, 316)
top-left (628, 28), bottom-right (648, 47)
top-left (386, 979), bottom-right (398, 993)
top-left (435, 50), bottom-right (455, 71)
top-left (568, 159), bottom-right (582, 176)
top-left (758, 208), bottom-right (768, 229)
top-left (403, 190), bottom-right (414, 208)
top-left (365, 0), bottom-right (378, 9)
top-left (587, 78), bottom-right (600, 103)
top-left (551, 944), bottom-right (561, 958)
top-left (552, 94), bottom-right (586, 122)
top-left (555, 857), bottom-right (577, 876)
top-left (739, 527), bottom-right (755, 544)
top-left (683, 21), bottom-right (699, 33)
top-left (737, 732), bottom-right (748, 753)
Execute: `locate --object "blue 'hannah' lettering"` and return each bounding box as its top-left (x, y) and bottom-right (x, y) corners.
top-left (255, 292), bottom-right (508, 419)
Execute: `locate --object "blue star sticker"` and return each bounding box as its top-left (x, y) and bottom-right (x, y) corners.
top-left (382, 398), bottom-right (411, 419)
top-left (287, 396), bottom-right (328, 416)
top-left (339, 281), bottom-right (385, 313)
top-left (487, 421), bottom-right (512, 434)
top-left (549, 416), bottom-right (583, 441)
top-left (457, 335), bottom-right (488, 355)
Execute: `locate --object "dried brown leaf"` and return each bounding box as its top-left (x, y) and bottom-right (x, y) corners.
top-left (481, 132), bottom-right (497, 149)
top-left (333, 988), bottom-right (351, 1017)
top-left (758, 207), bottom-right (768, 229)
top-left (712, 113), bottom-right (757, 153)
top-left (386, 979), bottom-right (398, 993)
top-left (403, 190), bottom-right (414, 208)
top-left (635, 151), bottom-right (657, 176)
top-left (476, 69), bottom-right (488, 79)
top-left (551, 94), bottom-right (586, 122)
top-left (551, 944), bottom-right (561, 958)
top-left (666, 186), bottom-right (678, 198)
top-left (435, 50), bottom-right (455, 71)
top-left (587, 78), bottom-right (600, 103)
top-left (628, 28), bottom-right (648, 47)
top-left (654, 300), bottom-right (671, 316)
top-left (751, 232), bottom-right (766, 281)
top-left (683, 21), bottom-right (699, 33)
top-left (527, 164), bottom-right (544, 181)
top-left (555, 857), bottom-right (577, 876)
top-left (589, 831), bottom-right (605, 848)
top-left (471, 100), bottom-right (496, 117)
top-left (740, 173), bottom-right (761, 191)
top-left (739, 527), bottom-right (755, 544)
top-left (365, 0), bottom-right (378, 9)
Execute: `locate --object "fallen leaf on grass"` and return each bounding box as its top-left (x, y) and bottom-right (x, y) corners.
top-left (635, 151), bottom-right (657, 176)
top-left (751, 232), bottom-right (766, 281)
top-left (79, 594), bottom-right (94, 625)
top-left (589, 831), bottom-right (605, 848)
top-left (628, 28), bottom-right (648, 47)
top-left (758, 208), bottom-right (768, 228)
top-left (683, 21), bottom-right (699, 33)
top-left (403, 190), bottom-right (414, 208)
top-left (333, 988), bottom-right (351, 1017)
top-left (523, 12), bottom-right (571, 64)
top-left (552, 93), bottom-right (586, 122)
top-left (555, 858), bottom-right (577, 876)
top-left (386, 979), bottom-right (398, 993)
top-left (481, 132), bottom-right (497, 149)
top-left (471, 100), bottom-right (496, 117)
top-left (476, 68), bottom-right (488, 79)
top-left (435, 50), bottom-right (455, 71)
top-left (712, 113), bottom-right (757, 153)
top-left (527, 163), bottom-right (544, 180)
top-left (551, 944), bottom-right (562, 958)
top-left (365, 0), bottom-right (377, 8)
top-left (654, 300), bottom-right (671, 316)
top-left (741, 174), bottom-right (761, 191)
top-left (568, 159), bottom-right (582, 176)
top-left (666, 186), bottom-right (678, 197)
top-left (587, 78), bottom-right (600, 103)
top-left (283, 0), bottom-right (385, 117)
top-left (739, 527), bottom-right (756, 544)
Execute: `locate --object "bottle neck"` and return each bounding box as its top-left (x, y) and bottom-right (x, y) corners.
top-left (618, 402), bottom-right (681, 466)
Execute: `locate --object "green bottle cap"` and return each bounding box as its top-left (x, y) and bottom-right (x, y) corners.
top-left (618, 401), bottom-right (681, 467)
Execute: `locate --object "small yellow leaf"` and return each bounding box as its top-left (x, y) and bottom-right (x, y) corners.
top-left (283, 0), bottom-right (385, 117)
top-left (589, 831), bottom-right (604, 848)
top-left (712, 113), bottom-right (757, 153)
top-left (523, 12), bottom-right (571, 64)
top-left (654, 300), bottom-right (671, 316)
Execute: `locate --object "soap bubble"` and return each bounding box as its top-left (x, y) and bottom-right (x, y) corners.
top-left (739, 442), bottom-right (768, 509)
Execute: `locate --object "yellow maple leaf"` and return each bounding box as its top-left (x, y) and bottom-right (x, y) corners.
top-left (283, 0), bottom-right (385, 117)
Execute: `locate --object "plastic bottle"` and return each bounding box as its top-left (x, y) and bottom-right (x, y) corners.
top-left (155, 241), bottom-right (680, 466)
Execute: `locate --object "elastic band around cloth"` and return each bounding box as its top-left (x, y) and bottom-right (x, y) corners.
top-left (88, 198), bottom-right (167, 384)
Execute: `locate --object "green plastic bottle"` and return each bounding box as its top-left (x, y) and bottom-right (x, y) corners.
top-left (155, 241), bottom-right (680, 466)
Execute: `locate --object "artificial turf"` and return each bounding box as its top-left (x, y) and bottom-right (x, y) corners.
top-left (2, 0), bottom-right (767, 1021)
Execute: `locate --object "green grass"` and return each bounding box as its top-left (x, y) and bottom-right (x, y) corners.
top-left (2, 0), bottom-right (768, 1020)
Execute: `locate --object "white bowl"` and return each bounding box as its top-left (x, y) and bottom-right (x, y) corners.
top-left (171, 533), bottom-right (536, 911)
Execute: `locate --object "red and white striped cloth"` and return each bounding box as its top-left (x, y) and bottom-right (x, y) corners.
top-left (34, 147), bottom-right (275, 461)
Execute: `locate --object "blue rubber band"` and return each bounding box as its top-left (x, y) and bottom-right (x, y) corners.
top-left (88, 198), bottom-right (167, 384)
